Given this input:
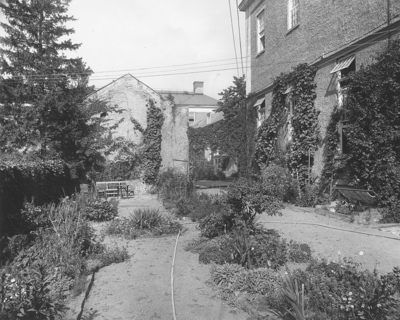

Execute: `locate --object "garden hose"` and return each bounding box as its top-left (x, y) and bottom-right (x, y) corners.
top-left (171, 230), bottom-right (181, 320)
top-left (261, 221), bottom-right (400, 241)
top-left (179, 221), bottom-right (400, 241)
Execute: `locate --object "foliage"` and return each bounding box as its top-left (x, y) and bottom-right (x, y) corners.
top-left (284, 259), bottom-right (400, 320)
top-left (91, 245), bottom-right (129, 270)
top-left (0, 0), bottom-right (115, 176)
top-left (83, 198), bottom-right (118, 222)
top-left (261, 163), bottom-right (297, 202)
top-left (209, 263), bottom-right (282, 307)
top-left (103, 211), bottom-right (182, 239)
top-left (225, 177), bottom-right (283, 228)
top-left (190, 228), bottom-right (312, 270)
top-left (333, 40), bottom-right (400, 221)
top-left (255, 64), bottom-right (319, 187)
top-left (156, 168), bottom-right (192, 202)
top-left (198, 211), bottom-right (234, 239)
top-left (216, 76), bottom-right (246, 121)
top-left (190, 156), bottom-right (226, 181)
top-left (277, 268), bottom-right (306, 320)
top-left (141, 99), bottom-right (164, 185)
top-left (0, 159), bottom-right (77, 238)
top-left (94, 138), bottom-right (141, 181)
top-left (188, 76), bottom-right (258, 176)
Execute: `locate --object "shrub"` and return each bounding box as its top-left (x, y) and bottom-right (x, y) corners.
top-left (192, 227), bottom-right (312, 269)
top-left (191, 157), bottom-right (226, 181)
top-left (94, 245), bottom-right (129, 268)
top-left (156, 168), bottom-right (192, 202)
top-left (130, 208), bottom-right (164, 230)
top-left (225, 177), bottom-right (283, 229)
top-left (261, 163), bottom-right (296, 202)
top-left (0, 159), bottom-right (78, 238)
top-left (103, 210), bottom-right (182, 239)
top-left (198, 211), bottom-right (234, 239)
top-left (286, 259), bottom-right (400, 320)
top-left (210, 263), bottom-right (282, 306)
top-left (83, 198), bottom-right (118, 222)
top-left (198, 236), bottom-right (233, 265)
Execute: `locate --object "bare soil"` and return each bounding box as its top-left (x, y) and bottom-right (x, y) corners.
top-left (65, 193), bottom-right (400, 320)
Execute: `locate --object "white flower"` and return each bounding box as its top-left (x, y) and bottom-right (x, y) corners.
top-left (338, 251), bottom-right (341, 255)
top-left (359, 251), bottom-right (364, 256)
top-left (348, 292), bottom-right (353, 296)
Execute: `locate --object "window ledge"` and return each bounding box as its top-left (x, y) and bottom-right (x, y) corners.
top-left (256, 49), bottom-right (265, 58)
top-left (286, 24), bottom-right (300, 35)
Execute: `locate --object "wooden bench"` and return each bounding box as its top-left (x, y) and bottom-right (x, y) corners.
top-left (95, 181), bottom-right (131, 198)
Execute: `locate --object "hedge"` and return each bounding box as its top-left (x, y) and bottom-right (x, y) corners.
top-left (0, 159), bottom-right (78, 237)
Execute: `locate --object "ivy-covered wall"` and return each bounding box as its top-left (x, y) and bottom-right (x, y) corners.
top-left (188, 96), bottom-right (257, 176)
top-left (255, 64), bottom-right (319, 186)
top-left (90, 74), bottom-right (189, 185)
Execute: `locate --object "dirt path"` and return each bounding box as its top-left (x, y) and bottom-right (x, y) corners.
top-left (257, 204), bottom-right (400, 274)
top-left (65, 195), bottom-right (246, 320)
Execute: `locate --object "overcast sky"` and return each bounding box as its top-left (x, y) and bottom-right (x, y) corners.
top-left (1, 0), bottom-right (247, 99)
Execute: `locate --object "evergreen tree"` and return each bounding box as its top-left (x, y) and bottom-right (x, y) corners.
top-left (0, 0), bottom-right (112, 178)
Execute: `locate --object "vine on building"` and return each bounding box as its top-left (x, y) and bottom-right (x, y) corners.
top-left (255, 63), bottom-right (319, 186)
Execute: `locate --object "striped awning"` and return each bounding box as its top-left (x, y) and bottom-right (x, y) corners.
top-left (284, 86), bottom-right (293, 94)
top-left (330, 55), bottom-right (355, 74)
top-left (254, 98), bottom-right (265, 107)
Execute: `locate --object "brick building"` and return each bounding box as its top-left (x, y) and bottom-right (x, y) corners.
top-left (239, 0), bottom-right (400, 178)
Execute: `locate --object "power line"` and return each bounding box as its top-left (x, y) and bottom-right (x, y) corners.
top-left (228, 0), bottom-right (240, 77)
top-left (2, 25), bottom-right (400, 84)
top-left (236, 0), bottom-right (245, 76)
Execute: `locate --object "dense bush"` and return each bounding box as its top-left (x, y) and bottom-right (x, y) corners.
top-left (190, 228), bottom-right (312, 269)
top-left (174, 193), bottom-right (226, 221)
top-left (225, 177), bottom-right (283, 228)
top-left (83, 198), bottom-right (118, 222)
top-left (261, 163), bottom-right (297, 202)
top-left (0, 159), bottom-right (78, 237)
top-left (0, 195), bottom-right (106, 320)
top-left (191, 157), bottom-right (226, 181)
top-left (156, 168), bottom-right (192, 202)
top-left (210, 263), bottom-right (282, 307)
top-left (286, 259), bottom-right (400, 320)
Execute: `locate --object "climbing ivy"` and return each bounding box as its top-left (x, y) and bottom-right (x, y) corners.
top-left (255, 64), bottom-right (319, 186)
top-left (141, 99), bottom-right (164, 184)
top-left (188, 89), bottom-right (257, 176)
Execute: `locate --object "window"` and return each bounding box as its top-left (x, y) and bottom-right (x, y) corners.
top-left (331, 55), bottom-right (355, 109)
top-left (286, 95), bottom-right (298, 142)
top-left (254, 97), bottom-right (266, 127)
top-left (288, 0), bottom-right (299, 30)
top-left (189, 112), bottom-right (195, 123)
top-left (257, 10), bottom-right (265, 53)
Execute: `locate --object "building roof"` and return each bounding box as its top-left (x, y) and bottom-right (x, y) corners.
top-left (157, 90), bottom-right (219, 108)
top-left (190, 111), bottom-right (224, 128)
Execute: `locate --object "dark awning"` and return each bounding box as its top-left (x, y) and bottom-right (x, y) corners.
top-left (330, 56), bottom-right (355, 74)
top-left (336, 187), bottom-right (377, 205)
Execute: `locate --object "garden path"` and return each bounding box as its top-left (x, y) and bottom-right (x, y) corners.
top-left (258, 204), bottom-right (400, 274)
top-left (65, 195), bottom-right (246, 320)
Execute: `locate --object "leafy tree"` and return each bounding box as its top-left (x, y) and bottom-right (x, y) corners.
top-left (0, 0), bottom-right (113, 179)
top-left (216, 75), bottom-right (246, 121)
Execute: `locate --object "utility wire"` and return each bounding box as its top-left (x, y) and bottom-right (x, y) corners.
top-left (2, 25), bottom-right (400, 84)
top-left (228, 0), bottom-right (240, 77)
top-left (236, 0), bottom-right (245, 76)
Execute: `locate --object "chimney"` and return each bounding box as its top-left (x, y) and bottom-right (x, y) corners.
top-left (193, 81), bottom-right (204, 94)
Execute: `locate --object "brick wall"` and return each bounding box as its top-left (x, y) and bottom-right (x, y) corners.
top-left (249, 0), bottom-right (400, 93)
